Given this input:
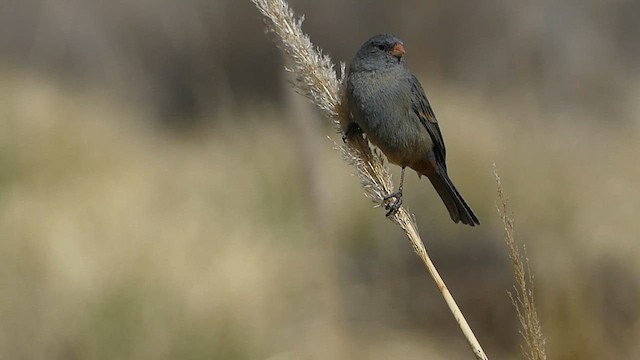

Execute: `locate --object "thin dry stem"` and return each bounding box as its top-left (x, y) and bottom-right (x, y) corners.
top-left (251, 0), bottom-right (487, 359)
top-left (494, 164), bottom-right (547, 360)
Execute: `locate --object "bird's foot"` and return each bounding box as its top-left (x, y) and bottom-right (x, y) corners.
top-left (383, 191), bottom-right (403, 217)
top-left (342, 122), bottom-right (363, 143)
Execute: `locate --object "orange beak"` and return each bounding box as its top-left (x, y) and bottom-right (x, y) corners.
top-left (391, 43), bottom-right (405, 58)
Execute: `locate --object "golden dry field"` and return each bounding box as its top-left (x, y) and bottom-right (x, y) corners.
top-left (1, 1), bottom-right (639, 359)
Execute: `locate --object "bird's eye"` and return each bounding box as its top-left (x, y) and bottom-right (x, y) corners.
top-left (377, 44), bottom-right (385, 51)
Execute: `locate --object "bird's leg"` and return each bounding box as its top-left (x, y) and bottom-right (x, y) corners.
top-left (384, 167), bottom-right (405, 216)
top-left (342, 122), bottom-right (363, 143)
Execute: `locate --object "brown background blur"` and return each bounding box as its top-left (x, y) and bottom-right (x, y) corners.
top-left (1, 0), bottom-right (639, 359)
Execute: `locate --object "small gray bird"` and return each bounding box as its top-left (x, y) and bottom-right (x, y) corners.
top-left (344, 34), bottom-right (479, 226)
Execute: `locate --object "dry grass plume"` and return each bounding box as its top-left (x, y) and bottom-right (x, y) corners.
top-left (251, 0), bottom-right (488, 358)
top-left (494, 164), bottom-right (547, 360)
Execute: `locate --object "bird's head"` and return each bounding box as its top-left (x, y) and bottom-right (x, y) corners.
top-left (351, 34), bottom-right (406, 72)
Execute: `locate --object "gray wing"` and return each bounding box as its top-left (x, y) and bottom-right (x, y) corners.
top-left (410, 74), bottom-right (447, 170)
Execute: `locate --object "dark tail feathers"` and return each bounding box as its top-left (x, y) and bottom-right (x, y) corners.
top-left (427, 171), bottom-right (480, 226)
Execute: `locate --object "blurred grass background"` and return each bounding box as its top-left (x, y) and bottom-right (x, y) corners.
top-left (1, 0), bottom-right (639, 359)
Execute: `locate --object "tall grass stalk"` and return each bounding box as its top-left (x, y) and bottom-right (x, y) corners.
top-left (494, 164), bottom-right (547, 360)
top-left (250, 0), bottom-right (488, 358)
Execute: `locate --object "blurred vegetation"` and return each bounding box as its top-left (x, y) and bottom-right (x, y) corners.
top-left (0, 0), bottom-right (639, 359)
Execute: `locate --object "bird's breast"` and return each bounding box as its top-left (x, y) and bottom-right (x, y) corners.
top-left (347, 70), bottom-right (432, 166)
